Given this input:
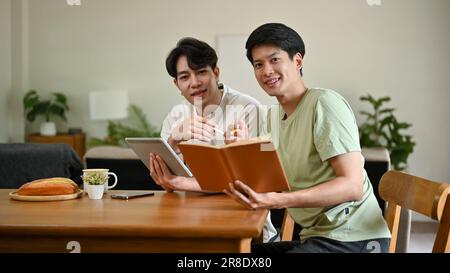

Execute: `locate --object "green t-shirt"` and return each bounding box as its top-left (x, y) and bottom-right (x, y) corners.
top-left (268, 88), bottom-right (391, 242)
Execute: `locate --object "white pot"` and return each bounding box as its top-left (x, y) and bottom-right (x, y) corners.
top-left (86, 184), bottom-right (104, 199)
top-left (40, 122), bottom-right (56, 136)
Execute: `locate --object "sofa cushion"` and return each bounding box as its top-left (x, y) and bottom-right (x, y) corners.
top-left (0, 143), bottom-right (83, 189)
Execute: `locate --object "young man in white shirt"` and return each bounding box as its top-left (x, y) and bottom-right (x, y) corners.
top-left (149, 37), bottom-right (278, 242)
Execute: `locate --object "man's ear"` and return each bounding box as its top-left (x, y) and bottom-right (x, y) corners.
top-left (294, 53), bottom-right (303, 70)
top-left (213, 66), bottom-right (220, 79)
top-left (173, 78), bottom-right (178, 87)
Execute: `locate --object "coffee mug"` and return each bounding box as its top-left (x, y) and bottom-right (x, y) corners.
top-left (82, 168), bottom-right (118, 193)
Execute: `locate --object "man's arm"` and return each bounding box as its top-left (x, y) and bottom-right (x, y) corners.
top-left (278, 151), bottom-right (364, 208)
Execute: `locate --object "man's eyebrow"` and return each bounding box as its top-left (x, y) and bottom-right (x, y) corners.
top-left (176, 70), bottom-right (189, 77)
top-left (253, 50), bottom-right (281, 63)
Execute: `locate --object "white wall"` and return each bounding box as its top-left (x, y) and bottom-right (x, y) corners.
top-left (4, 0), bottom-right (450, 182)
top-left (0, 0), bottom-right (11, 142)
top-left (7, 0), bottom-right (28, 142)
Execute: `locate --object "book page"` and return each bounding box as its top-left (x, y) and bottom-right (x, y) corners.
top-left (178, 144), bottom-right (234, 192)
top-left (223, 142), bottom-right (290, 193)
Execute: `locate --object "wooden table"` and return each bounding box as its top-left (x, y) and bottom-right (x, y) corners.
top-left (0, 190), bottom-right (267, 253)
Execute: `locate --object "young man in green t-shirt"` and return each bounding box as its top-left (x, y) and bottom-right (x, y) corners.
top-left (224, 23), bottom-right (391, 253)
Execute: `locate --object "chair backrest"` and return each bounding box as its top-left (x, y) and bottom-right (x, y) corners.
top-left (379, 170), bottom-right (450, 253)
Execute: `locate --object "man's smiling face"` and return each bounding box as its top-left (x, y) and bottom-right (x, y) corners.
top-left (174, 55), bottom-right (220, 108)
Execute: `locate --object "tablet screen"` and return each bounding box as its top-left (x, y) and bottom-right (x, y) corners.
top-left (125, 137), bottom-right (193, 177)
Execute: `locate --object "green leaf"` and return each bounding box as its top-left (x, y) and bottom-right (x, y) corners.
top-left (359, 95), bottom-right (370, 101)
top-left (359, 94), bottom-right (415, 170)
top-left (52, 92), bottom-right (67, 104)
top-left (48, 105), bottom-right (67, 121)
top-left (52, 92), bottom-right (69, 110)
top-left (378, 97), bottom-right (391, 104)
top-left (359, 111), bottom-right (375, 119)
top-left (379, 116), bottom-right (393, 128)
top-left (23, 90), bottom-right (39, 110)
top-left (26, 111), bottom-right (37, 122)
top-left (23, 90), bottom-right (70, 123)
top-left (378, 108), bottom-right (395, 115)
top-left (373, 97), bottom-right (391, 110)
top-left (396, 122), bottom-right (412, 130)
top-left (360, 94), bottom-right (375, 104)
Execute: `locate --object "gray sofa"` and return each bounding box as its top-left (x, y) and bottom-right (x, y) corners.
top-left (0, 143), bottom-right (83, 188)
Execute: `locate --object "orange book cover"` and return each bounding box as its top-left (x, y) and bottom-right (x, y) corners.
top-left (178, 139), bottom-right (290, 193)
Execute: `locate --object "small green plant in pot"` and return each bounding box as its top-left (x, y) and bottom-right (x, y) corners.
top-left (83, 172), bottom-right (108, 185)
top-left (359, 94), bottom-right (416, 170)
top-left (23, 90), bottom-right (69, 136)
top-left (82, 170), bottom-right (108, 200)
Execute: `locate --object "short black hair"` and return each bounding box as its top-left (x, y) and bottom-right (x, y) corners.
top-left (245, 23), bottom-right (305, 75)
top-left (165, 37), bottom-right (218, 78)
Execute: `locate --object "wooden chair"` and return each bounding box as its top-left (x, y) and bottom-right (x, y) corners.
top-left (280, 210), bottom-right (295, 241)
top-left (379, 170), bottom-right (450, 253)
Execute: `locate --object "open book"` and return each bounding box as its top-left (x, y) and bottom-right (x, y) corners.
top-left (178, 138), bottom-right (290, 193)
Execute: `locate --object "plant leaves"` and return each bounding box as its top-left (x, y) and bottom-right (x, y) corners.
top-left (359, 95), bottom-right (415, 170)
top-left (359, 111), bottom-right (375, 119)
top-left (378, 96), bottom-right (391, 104)
top-left (48, 105), bottom-right (67, 121)
top-left (52, 92), bottom-right (69, 110)
top-left (396, 122), bottom-right (412, 130)
top-left (378, 108), bottom-right (395, 115)
top-left (23, 90), bottom-right (40, 109)
top-left (23, 90), bottom-right (69, 123)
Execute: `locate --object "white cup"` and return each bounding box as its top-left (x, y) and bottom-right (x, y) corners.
top-left (82, 169), bottom-right (118, 194)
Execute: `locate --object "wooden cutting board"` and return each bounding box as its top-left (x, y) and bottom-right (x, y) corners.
top-left (9, 190), bottom-right (83, 202)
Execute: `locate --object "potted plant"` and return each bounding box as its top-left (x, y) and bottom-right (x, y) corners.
top-left (358, 94), bottom-right (416, 170)
top-left (82, 169), bottom-right (108, 199)
top-left (23, 90), bottom-right (69, 136)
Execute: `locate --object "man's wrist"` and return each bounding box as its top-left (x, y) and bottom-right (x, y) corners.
top-left (273, 191), bottom-right (289, 209)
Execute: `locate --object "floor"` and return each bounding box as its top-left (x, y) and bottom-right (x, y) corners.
top-left (408, 221), bottom-right (439, 253)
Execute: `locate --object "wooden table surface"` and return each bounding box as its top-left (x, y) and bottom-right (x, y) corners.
top-left (0, 189), bottom-right (267, 253)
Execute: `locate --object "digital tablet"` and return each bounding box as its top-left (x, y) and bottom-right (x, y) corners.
top-left (125, 137), bottom-right (193, 177)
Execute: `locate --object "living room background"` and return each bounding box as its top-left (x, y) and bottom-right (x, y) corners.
top-left (0, 0), bottom-right (449, 183)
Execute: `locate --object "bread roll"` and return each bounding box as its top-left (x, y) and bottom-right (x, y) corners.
top-left (17, 177), bottom-right (79, 196)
